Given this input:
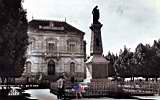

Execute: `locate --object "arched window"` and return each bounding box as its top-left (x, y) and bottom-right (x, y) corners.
top-left (26, 61), bottom-right (31, 73)
top-left (70, 62), bottom-right (75, 73)
top-left (48, 60), bottom-right (55, 75)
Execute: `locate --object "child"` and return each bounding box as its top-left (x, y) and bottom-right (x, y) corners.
top-left (74, 83), bottom-right (82, 99)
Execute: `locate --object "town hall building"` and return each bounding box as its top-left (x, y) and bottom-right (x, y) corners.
top-left (23, 19), bottom-right (86, 82)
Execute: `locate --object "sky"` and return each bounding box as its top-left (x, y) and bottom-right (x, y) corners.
top-left (23, 0), bottom-right (160, 55)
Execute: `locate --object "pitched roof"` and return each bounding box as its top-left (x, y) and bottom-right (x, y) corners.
top-left (28, 19), bottom-right (85, 35)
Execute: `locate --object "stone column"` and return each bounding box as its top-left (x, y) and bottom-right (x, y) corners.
top-left (90, 23), bottom-right (103, 55)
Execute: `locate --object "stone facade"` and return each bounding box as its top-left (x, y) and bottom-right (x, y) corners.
top-left (24, 19), bottom-right (86, 81)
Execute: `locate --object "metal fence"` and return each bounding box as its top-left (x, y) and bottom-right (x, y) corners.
top-left (50, 79), bottom-right (160, 97)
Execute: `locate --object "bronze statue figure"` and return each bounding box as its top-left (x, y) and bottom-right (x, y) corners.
top-left (92, 6), bottom-right (100, 24)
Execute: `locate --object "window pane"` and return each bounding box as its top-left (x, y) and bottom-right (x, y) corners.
top-left (69, 44), bottom-right (75, 52)
top-left (70, 62), bottom-right (75, 73)
top-left (48, 60), bottom-right (55, 75)
top-left (48, 43), bottom-right (55, 53)
top-left (26, 62), bottom-right (31, 73)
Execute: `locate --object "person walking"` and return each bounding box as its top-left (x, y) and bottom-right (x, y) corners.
top-left (74, 82), bottom-right (82, 99)
top-left (57, 76), bottom-right (65, 99)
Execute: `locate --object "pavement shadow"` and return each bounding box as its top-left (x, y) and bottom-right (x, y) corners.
top-left (0, 93), bottom-right (38, 100)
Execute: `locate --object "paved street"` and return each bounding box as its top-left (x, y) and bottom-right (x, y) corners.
top-left (24, 89), bottom-right (115, 100)
top-left (24, 89), bottom-right (139, 100)
top-left (24, 89), bottom-right (160, 100)
top-left (25, 89), bottom-right (57, 100)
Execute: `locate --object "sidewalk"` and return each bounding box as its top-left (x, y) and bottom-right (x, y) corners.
top-left (71, 98), bottom-right (136, 100)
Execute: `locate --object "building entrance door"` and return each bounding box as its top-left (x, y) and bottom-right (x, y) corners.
top-left (48, 60), bottom-right (55, 75)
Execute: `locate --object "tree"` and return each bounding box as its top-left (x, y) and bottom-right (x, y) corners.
top-left (151, 40), bottom-right (160, 80)
top-left (105, 52), bottom-right (117, 77)
top-left (133, 43), bottom-right (147, 77)
top-left (114, 46), bottom-right (134, 79)
top-left (0, 0), bottom-right (28, 84)
top-left (134, 42), bottom-right (160, 80)
top-left (105, 39), bottom-right (160, 81)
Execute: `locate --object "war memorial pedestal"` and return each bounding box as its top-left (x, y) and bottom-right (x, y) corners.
top-left (86, 54), bottom-right (109, 79)
top-left (86, 23), bottom-right (109, 79)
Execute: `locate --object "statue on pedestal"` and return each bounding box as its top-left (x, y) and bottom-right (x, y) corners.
top-left (92, 6), bottom-right (100, 24)
top-left (86, 5), bottom-right (109, 79)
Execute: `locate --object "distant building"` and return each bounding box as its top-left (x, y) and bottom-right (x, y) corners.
top-left (23, 19), bottom-right (86, 82)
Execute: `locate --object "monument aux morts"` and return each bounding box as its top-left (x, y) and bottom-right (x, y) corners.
top-left (86, 6), bottom-right (109, 79)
